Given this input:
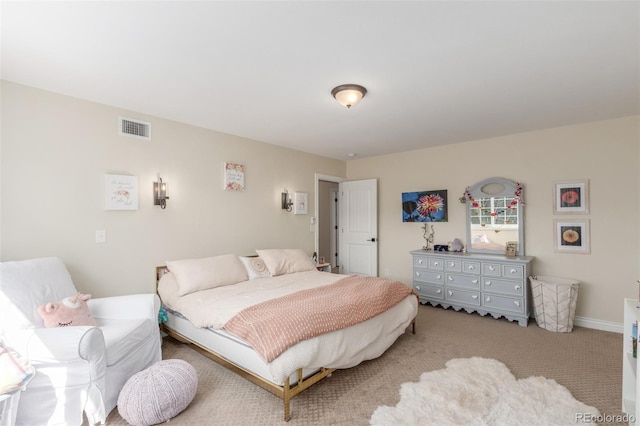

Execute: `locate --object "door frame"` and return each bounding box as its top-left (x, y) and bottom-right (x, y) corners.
top-left (314, 173), bottom-right (345, 262)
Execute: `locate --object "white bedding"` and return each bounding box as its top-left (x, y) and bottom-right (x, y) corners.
top-left (158, 270), bottom-right (418, 384)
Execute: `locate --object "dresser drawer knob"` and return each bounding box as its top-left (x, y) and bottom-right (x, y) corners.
top-left (449, 262), bottom-right (455, 267)
top-left (485, 281), bottom-right (491, 286)
top-left (514, 301), bottom-right (521, 307)
top-left (436, 275), bottom-right (442, 279)
top-left (415, 285), bottom-right (421, 290)
top-left (448, 276), bottom-right (454, 281)
top-left (486, 296), bottom-right (491, 302)
top-left (418, 259), bottom-right (423, 264)
top-left (468, 265), bottom-right (475, 270)
top-left (448, 290), bottom-right (453, 296)
top-left (515, 285), bottom-right (521, 290)
top-left (472, 279), bottom-right (478, 284)
top-left (472, 295), bottom-right (478, 300)
top-left (436, 289), bottom-right (442, 294)
top-left (510, 268), bottom-right (517, 274)
top-left (489, 265), bottom-right (495, 271)
top-left (416, 272), bottom-right (420, 277)
top-left (434, 261), bottom-right (439, 266)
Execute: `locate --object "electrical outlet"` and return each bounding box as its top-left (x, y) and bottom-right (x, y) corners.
top-left (95, 229), bottom-right (106, 243)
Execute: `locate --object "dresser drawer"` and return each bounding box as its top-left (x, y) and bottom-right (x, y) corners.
top-left (482, 262), bottom-right (502, 277)
top-left (428, 257), bottom-right (444, 271)
top-left (445, 259), bottom-right (462, 272)
top-left (414, 269), bottom-right (444, 284)
top-left (502, 265), bottom-right (524, 279)
top-left (462, 261), bottom-right (481, 275)
top-left (413, 255), bottom-right (428, 268)
top-left (446, 273), bottom-right (480, 290)
top-left (445, 288), bottom-right (480, 306)
top-left (414, 283), bottom-right (444, 300)
top-left (483, 294), bottom-right (524, 314)
top-left (482, 278), bottom-right (524, 296)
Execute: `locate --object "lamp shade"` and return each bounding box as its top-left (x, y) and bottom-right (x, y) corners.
top-left (331, 84), bottom-right (367, 108)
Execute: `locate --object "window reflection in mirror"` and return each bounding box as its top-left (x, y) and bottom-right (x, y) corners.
top-left (465, 178), bottom-right (524, 256)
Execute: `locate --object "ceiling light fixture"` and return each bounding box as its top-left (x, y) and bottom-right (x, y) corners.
top-left (331, 84), bottom-right (367, 109)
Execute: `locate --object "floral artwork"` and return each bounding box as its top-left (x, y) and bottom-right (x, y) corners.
top-left (402, 190), bottom-right (448, 222)
top-left (224, 162), bottom-right (245, 191)
top-left (105, 174), bottom-right (138, 210)
top-left (553, 179), bottom-right (589, 214)
top-left (554, 219), bottom-right (590, 254)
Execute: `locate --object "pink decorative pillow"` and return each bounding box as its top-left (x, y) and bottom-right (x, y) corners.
top-left (37, 293), bottom-right (96, 327)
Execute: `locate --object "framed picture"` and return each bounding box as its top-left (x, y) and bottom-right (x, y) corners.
top-left (553, 179), bottom-right (589, 214)
top-left (105, 174), bottom-right (138, 210)
top-left (505, 241), bottom-right (518, 257)
top-left (224, 162), bottom-right (245, 191)
top-left (401, 190), bottom-right (448, 222)
top-left (554, 219), bottom-right (590, 254)
top-left (293, 192), bottom-right (308, 215)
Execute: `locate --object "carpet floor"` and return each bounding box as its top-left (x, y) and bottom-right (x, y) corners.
top-left (105, 304), bottom-right (623, 425)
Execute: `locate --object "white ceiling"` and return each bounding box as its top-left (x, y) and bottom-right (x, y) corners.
top-left (2, 1), bottom-right (638, 160)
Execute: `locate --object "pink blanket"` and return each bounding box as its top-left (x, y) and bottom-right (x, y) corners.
top-left (224, 275), bottom-right (417, 362)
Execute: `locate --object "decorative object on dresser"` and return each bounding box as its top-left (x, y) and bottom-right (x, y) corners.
top-left (411, 250), bottom-right (534, 326)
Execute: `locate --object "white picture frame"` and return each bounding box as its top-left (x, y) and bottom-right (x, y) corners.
top-left (224, 162), bottom-right (245, 191)
top-left (293, 192), bottom-right (308, 215)
top-left (554, 219), bottom-right (590, 254)
top-left (105, 174), bottom-right (138, 210)
top-left (553, 179), bottom-right (589, 214)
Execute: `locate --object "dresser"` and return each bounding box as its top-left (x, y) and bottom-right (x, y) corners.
top-left (410, 250), bottom-right (534, 326)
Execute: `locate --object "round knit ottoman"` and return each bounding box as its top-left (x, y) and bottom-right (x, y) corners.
top-left (118, 359), bottom-right (197, 426)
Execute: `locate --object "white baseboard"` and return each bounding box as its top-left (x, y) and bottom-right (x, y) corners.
top-left (573, 315), bottom-right (623, 333)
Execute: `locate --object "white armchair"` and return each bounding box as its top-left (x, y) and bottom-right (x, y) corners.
top-left (0, 257), bottom-right (162, 425)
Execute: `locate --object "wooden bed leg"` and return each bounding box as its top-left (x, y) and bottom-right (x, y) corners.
top-left (283, 377), bottom-right (292, 422)
top-left (412, 318), bottom-right (416, 334)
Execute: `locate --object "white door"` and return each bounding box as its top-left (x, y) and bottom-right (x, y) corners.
top-left (338, 179), bottom-right (377, 276)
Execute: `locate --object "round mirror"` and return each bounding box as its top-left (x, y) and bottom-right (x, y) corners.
top-left (464, 177), bottom-right (525, 256)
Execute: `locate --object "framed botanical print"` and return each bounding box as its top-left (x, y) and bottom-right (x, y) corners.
top-left (553, 179), bottom-right (589, 214)
top-left (554, 219), bottom-right (590, 254)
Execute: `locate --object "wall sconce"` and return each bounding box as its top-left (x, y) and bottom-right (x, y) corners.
top-left (281, 189), bottom-right (293, 212)
top-left (331, 84), bottom-right (367, 108)
top-left (154, 177), bottom-right (169, 209)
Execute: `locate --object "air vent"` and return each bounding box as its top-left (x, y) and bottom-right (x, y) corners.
top-left (119, 116), bottom-right (151, 140)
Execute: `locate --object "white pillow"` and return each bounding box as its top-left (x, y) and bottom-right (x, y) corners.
top-left (239, 256), bottom-right (271, 280)
top-left (166, 254), bottom-right (248, 296)
top-left (255, 249), bottom-right (316, 276)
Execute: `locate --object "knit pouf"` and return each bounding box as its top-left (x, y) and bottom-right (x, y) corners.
top-left (117, 359), bottom-right (198, 426)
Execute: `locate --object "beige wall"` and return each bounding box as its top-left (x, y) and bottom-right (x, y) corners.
top-left (0, 81), bottom-right (345, 297)
top-left (347, 116), bottom-right (640, 325)
top-left (2, 80), bottom-right (638, 326)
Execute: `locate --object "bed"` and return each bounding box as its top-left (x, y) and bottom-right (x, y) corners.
top-left (156, 249), bottom-right (418, 421)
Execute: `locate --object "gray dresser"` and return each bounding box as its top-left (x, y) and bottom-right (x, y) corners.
top-left (410, 249), bottom-right (534, 326)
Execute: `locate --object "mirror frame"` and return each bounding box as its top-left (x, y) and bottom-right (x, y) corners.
top-left (465, 177), bottom-right (525, 256)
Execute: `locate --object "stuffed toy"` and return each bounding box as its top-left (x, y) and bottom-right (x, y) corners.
top-left (38, 293), bottom-right (97, 327)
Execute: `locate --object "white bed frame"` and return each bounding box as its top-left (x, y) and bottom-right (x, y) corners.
top-left (156, 266), bottom-right (415, 421)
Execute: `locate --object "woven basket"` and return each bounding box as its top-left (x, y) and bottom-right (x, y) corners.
top-left (530, 276), bottom-right (580, 332)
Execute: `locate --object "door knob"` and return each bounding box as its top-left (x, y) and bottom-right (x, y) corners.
top-left (367, 237), bottom-right (376, 242)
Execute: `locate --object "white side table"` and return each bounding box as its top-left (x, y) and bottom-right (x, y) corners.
top-left (315, 262), bottom-right (331, 272)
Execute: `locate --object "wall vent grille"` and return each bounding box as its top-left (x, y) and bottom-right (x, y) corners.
top-left (119, 116), bottom-right (151, 140)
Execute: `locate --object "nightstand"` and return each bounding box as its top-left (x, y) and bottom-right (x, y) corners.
top-left (315, 263), bottom-right (331, 272)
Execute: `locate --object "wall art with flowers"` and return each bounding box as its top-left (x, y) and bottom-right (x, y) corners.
top-left (402, 190), bottom-right (448, 222)
top-left (553, 179), bottom-right (589, 214)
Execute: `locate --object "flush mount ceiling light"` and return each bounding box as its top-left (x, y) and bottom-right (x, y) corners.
top-left (331, 84), bottom-right (367, 109)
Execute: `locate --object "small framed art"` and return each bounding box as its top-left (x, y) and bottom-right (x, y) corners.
top-left (224, 162), bottom-right (245, 191)
top-left (554, 219), bottom-right (590, 254)
top-left (293, 192), bottom-right (308, 215)
top-left (505, 241), bottom-right (518, 257)
top-left (553, 179), bottom-right (589, 214)
top-left (105, 174), bottom-right (138, 210)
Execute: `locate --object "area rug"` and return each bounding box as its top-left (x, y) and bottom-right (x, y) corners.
top-left (370, 357), bottom-right (600, 425)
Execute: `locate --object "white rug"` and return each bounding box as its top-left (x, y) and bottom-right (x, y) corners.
top-left (370, 357), bottom-right (600, 425)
